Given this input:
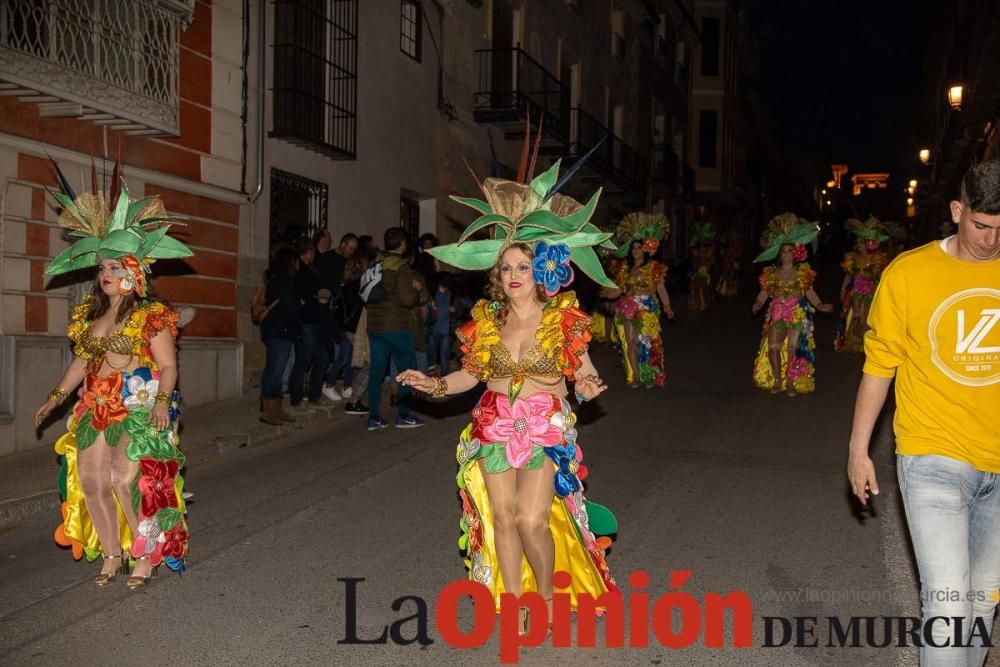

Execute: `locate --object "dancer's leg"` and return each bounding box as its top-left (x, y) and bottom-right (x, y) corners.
top-left (515, 463), bottom-right (556, 600)
top-left (109, 434), bottom-right (151, 579)
top-left (766, 324), bottom-right (783, 392)
top-left (624, 321), bottom-right (639, 386)
top-left (481, 465), bottom-right (523, 595)
top-left (785, 328), bottom-right (801, 395)
top-left (77, 435), bottom-right (121, 574)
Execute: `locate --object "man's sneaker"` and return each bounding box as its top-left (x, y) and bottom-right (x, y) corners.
top-left (342, 387), bottom-right (353, 399)
top-left (395, 415), bottom-right (426, 429)
top-left (321, 385), bottom-right (343, 401)
top-left (367, 416), bottom-right (389, 431)
top-left (345, 402), bottom-right (368, 415)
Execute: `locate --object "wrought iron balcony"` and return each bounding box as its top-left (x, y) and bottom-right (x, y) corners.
top-left (0, 0), bottom-right (194, 135)
top-left (570, 107), bottom-right (647, 197)
top-left (473, 47), bottom-right (567, 143)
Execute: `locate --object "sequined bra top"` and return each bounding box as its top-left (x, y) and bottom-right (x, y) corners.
top-left (76, 329), bottom-right (135, 357)
top-left (67, 297), bottom-right (180, 371)
top-left (489, 341), bottom-right (561, 380)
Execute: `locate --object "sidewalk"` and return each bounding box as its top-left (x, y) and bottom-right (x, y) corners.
top-left (0, 394), bottom-right (348, 529)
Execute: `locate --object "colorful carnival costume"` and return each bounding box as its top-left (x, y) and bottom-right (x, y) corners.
top-left (688, 221), bottom-right (718, 311)
top-left (715, 241), bottom-right (741, 297)
top-left (751, 213), bottom-right (825, 395)
top-left (454, 293), bottom-right (618, 609)
top-left (429, 136), bottom-right (621, 612)
top-left (834, 217), bottom-right (889, 353)
top-left (610, 213), bottom-right (670, 387)
top-left (44, 162), bottom-right (192, 577)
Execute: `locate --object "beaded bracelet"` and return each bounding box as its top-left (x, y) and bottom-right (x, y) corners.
top-left (154, 391), bottom-right (171, 406)
top-left (431, 376), bottom-right (449, 398)
top-left (574, 390), bottom-right (590, 404)
top-left (48, 386), bottom-right (68, 404)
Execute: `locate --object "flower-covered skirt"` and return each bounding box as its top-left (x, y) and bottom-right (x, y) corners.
top-left (456, 390), bottom-right (619, 611)
top-left (834, 276), bottom-right (878, 353)
top-left (613, 293), bottom-right (665, 387)
top-left (54, 367), bottom-right (188, 571)
top-left (689, 265), bottom-right (713, 311)
top-left (752, 298), bottom-right (817, 394)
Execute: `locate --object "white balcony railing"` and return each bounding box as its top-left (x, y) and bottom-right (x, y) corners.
top-left (0, 0), bottom-right (194, 135)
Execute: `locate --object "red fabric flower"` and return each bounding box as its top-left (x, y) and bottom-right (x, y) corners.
top-left (470, 391), bottom-right (500, 442)
top-left (792, 244), bottom-right (808, 262)
top-left (81, 372), bottom-right (128, 431)
top-left (642, 238), bottom-right (660, 254)
top-left (162, 525), bottom-right (188, 559)
top-left (138, 459), bottom-right (179, 517)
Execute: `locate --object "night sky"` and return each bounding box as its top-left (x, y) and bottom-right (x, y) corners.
top-left (748, 0), bottom-right (926, 176)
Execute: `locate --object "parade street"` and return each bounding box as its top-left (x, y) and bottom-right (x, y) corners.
top-left (0, 292), bottom-right (949, 667)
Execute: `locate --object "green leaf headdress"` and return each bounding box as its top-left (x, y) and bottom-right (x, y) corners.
top-left (846, 215), bottom-right (890, 243)
top-left (753, 212), bottom-right (820, 263)
top-left (613, 212), bottom-right (670, 257)
top-left (429, 115), bottom-right (618, 289)
top-left (688, 220), bottom-right (719, 247)
top-left (43, 158), bottom-right (193, 287)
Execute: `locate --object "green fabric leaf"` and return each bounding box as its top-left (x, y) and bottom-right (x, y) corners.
top-left (70, 236), bottom-right (101, 258)
top-left (559, 231), bottom-right (614, 248)
top-left (531, 159), bottom-right (561, 198)
top-left (45, 246), bottom-right (78, 276)
top-left (75, 413), bottom-right (98, 450)
top-left (107, 188), bottom-right (131, 233)
top-left (458, 533), bottom-right (469, 551)
top-left (53, 193), bottom-right (87, 226)
top-left (144, 233), bottom-right (194, 259)
top-left (457, 214), bottom-right (514, 244)
top-left (137, 225), bottom-right (169, 259)
top-left (517, 209), bottom-right (579, 235)
top-left (428, 239), bottom-right (503, 270)
top-left (65, 251), bottom-right (98, 272)
top-left (99, 229), bottom-right (143, 255)
top-left (131, 472), bottom-right (142, 514)
top-left (57, 456), bottom-right (68, 501)
top-left (126, 196), bottom-right (157, 222)
top-left (449, 196), bottom-right (492, 216)
top-left (585, 500), bottom-right (618, 535)
top-left (570, 246), bottom-right (618, 288)
top-left (104, 421), bottom-right (124, 448)
top-left (156, 507), bottom-right (183, 532)
top-left (557, 189), bottom-right (602, 232)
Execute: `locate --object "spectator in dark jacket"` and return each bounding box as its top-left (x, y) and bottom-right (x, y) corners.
top-left (315, 230), bottom-right (358, 294)
top-left (289, 238), bottom-right (332, 408)
top-left (260, 249), bottom-right (301, 425)
top-left (366, 227), bottom-right (430, 430)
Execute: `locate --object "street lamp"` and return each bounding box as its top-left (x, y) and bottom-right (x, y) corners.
top-left (919, 148), bottom-right (931, 165)
top-left (907, 197), bottom-right (914, 206)
top-left (908, 179), bottom-right (918, 189)
top-left (948, 85), bottom-right (963, 110)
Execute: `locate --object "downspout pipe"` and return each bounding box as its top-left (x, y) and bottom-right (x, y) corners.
top-left (249, 1), bottom-right (265, 203)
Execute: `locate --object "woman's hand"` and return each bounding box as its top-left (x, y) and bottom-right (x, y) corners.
top-left (816, 303), bottom-right (834, 314)
top-left (664, 305), bottom-right (675, 320)
top-left (575, 373), bottom-right (608, 401)
top-left (149, 404), bottom-right (170, 431)
top-left (396, 369), bottom-right (436, 393)
top-left (34, 400), bottom-right (58, 428)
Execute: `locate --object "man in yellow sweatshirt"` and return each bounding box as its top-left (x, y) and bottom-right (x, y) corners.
top-left (848, 160), bottom-right (1000, 665)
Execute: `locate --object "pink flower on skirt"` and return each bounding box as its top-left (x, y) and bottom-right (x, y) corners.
top-left (483, 393), bottom-right (563, 468)
top-left (768, 296), bottom-right (798, 324)
top-left (615, 296), bottom-right (641, 320)
top-left (852, 275), bottom-right (876, 295)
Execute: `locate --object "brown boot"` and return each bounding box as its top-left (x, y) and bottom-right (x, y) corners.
top-left (277, 397), bottom-right (296, 423)
top-left (259, 397), bottom-right (283, 426)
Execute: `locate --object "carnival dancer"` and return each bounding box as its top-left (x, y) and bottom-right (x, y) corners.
top-left (396, 140), bottom-right (620, 634)
top-left (604, 212), bottom-right (673, 388)
top-left (834, 216), bottom-right (889, 353)
top-left (715, 236), bottom-right (741, 298)
top-left (688, 221), bottom-right (718, 312)
top-left (751, 213), bottom-right (834, 396)
top-left (34, 161), bottom-right (192, 588)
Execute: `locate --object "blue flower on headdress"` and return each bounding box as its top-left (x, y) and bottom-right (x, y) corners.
top-left (532, 241), bottom-right (573, 296)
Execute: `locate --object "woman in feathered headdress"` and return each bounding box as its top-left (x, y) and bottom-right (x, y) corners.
top-left (688, 220), bottom-right (719, 311)
top-left (395, 128), bottom-right (620, 633)
top-left (751, 213), bottom-right (834, 395)
top-left (602, 212), bottom-right (673, 388)
top-left (33, 160), bottom-right (193, 589)
top-left (834, 216), bottom-right (890, 353)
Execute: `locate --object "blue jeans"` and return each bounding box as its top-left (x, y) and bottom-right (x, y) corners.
top-left (368, 330), bottom-right (415, 420)
top-left (290, 324), bottom-right (329, 405)
top-left (898, 454), bottom-right (1000, 666)
top-left (261, 338), bottom-right (294, 398)
top-left (429, 332), bottom-right (451, 373)
top-left (326, 337), bottom-right (354, 387)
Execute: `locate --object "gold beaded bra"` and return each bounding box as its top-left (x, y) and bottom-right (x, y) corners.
top-left (77, 329), bottom-right (134, 357)
top-left (489, 341), bottom-right (561, 380)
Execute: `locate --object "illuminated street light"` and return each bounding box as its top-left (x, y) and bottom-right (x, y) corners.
top-left (822, 189), bottom-right (827, 195)
top-left (919, 149), bottom-right (931, 165)
top-left (907, 197), bottom-right (914, 206)
top-left (909, 179), bottom-right (918, 189)
top-left (948, 85), bottom-right (963, 110)
top-left (826, 200), bottom-right (832, 206)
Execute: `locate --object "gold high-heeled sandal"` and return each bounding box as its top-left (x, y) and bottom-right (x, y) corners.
top-left (94, 554), bottom-right (123, 587)
top-left (126, 556), bottom-right (158, 590)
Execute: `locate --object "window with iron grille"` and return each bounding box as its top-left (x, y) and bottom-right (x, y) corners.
top-left (270, 169), bottom-right (328, 254)
top-left (272, 0), bottom-right (357, 159)
top-left (400, 0), bottom-right (420, 62)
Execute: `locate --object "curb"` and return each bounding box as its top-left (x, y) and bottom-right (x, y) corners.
top-left (0, 403), bottom-right (345, 531)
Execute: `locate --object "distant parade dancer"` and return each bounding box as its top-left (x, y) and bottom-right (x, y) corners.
top-left (751, 213), bottom-right (834, 396)
top-left (688, 221), bottom-right (718, 312)
top-left (34, 160), bottom-right (192, 589)
top-left (834, 216), bottom-right (889, 353)
top-left (603, 212), bottom-right (673, 388)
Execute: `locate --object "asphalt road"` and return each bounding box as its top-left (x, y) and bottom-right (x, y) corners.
top-left (0, 296), bottom-right (932, 666)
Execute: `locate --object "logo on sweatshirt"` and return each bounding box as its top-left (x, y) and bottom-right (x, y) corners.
top-left (929, 288), bottom-right (1000, 386)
